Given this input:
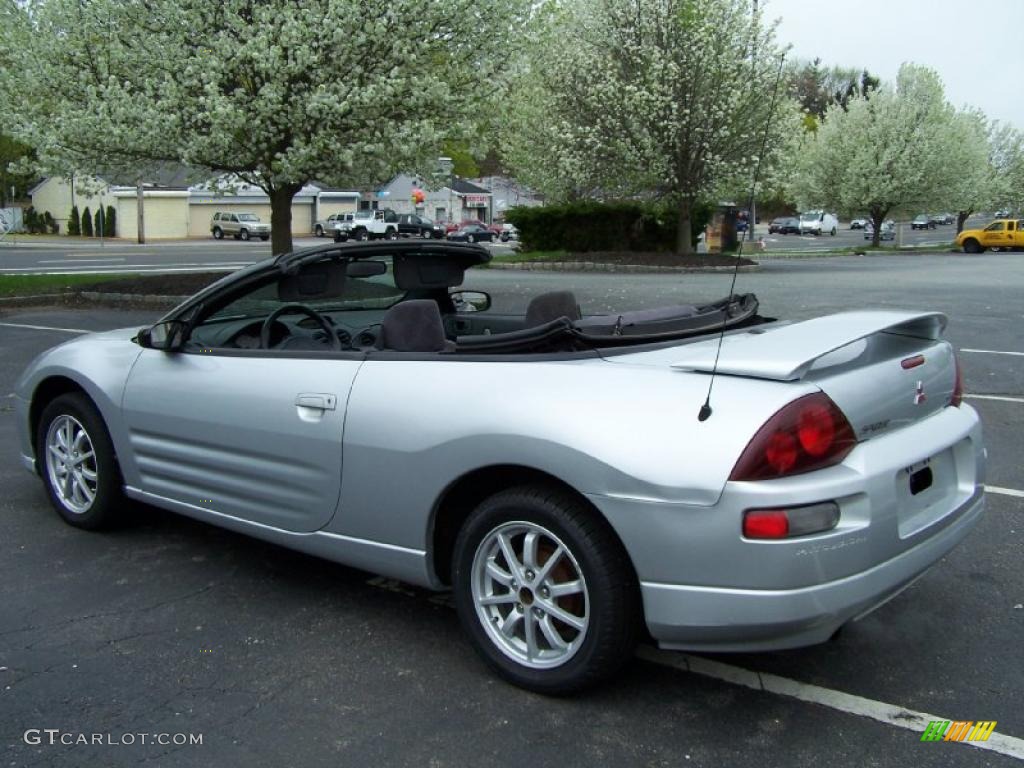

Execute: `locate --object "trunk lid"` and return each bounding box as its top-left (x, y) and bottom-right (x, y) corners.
top-left (670, 311), bottom-right (957, 440)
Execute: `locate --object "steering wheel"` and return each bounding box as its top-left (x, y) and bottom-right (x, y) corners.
top-left (260, 303), bottom-right (341, 350)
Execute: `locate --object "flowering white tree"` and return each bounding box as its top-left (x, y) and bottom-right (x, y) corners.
top-left (989, 122), bottom-right (1024, 215)
top-left (502, 0), bottom-right (792, 255)
top-left (789, 64), bottom-right (993, 246)
top-left (4, 0), bottom-right (525, 253)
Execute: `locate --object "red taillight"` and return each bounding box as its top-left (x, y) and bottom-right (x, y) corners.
top-left (730, 393), bottom-right (857, 481)
top-left (950, 353), bottom-right (963, 407)
top-left (742, 510), bottom-right (789, 539)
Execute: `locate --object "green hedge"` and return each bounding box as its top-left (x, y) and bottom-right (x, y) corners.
top-left (504, 201), bottom-right (713, 253)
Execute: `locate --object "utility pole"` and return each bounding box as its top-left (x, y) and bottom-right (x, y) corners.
top-left (136, 180), bottom-right (145, 244)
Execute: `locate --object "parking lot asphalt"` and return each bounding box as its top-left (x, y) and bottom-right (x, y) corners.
top-left (0, 253), bottom-right (1021, 767)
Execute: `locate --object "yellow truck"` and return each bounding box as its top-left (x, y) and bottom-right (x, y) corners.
top-left (955, 218), bottom-right (1024, 253)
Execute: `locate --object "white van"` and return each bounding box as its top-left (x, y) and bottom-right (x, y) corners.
top-left (799, 210), bottom-right (838, 236)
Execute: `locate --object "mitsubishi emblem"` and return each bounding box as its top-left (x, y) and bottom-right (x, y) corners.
top-left (914, 381), bottom-right (927, 405)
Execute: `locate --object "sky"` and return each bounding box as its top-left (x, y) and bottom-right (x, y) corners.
top-left (766, 0), bottom-right (1024, 130)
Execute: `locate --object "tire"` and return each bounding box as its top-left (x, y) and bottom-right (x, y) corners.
top-left (830, 228), bottom-right (836, 236)
top-left (260, 235), bottom-right (269, 241)
top-left (240, 229), bottom-right (250, 241)
top-left (37, 393), bottom-right (124, 530)
top-left (386, 228), bottom-right (398, 241)
top-left (315, 225), bottom-right (324, 237)
top-left (452, 485), bottom-right (639, 695)
top-left (963, 238), bottom-right (983, 254)
top-left (212, 227), bottom-right (223, 240)
top-left (354, 228), bottom-right (368, 242)
top-left (467, 234), bottom-right (476, 244)
top-left (421, 229), bottom-right (432, 239)
top-left (333, 231), bottom-right (345, 243)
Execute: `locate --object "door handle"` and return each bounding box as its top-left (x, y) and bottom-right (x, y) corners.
top-left (295, 393), bottom-right (337, 410)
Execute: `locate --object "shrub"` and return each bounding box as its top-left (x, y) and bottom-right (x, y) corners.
top-left (104, 205), bottom-right (116, 237)
top-left (505, 200), bottom-right (713, 253)
top-left (81, 206), bottom-right (93, 237)
top-left (94, 207), bottom-right (103, 237)
top-left (68, 205), bottom-right (80, 235)
top-left (44, 211), bottom-right (58, 234)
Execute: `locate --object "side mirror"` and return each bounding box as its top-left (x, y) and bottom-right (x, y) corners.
top-left (450, 290), bottom-right (491, 313)
top-left (136, 320), bottom-right (186, 351)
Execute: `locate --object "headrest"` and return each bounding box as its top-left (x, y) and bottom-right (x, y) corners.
top-left (379, 300), bottom-right (450, 353)
top-left (525, 290), bottom-right (581, 327)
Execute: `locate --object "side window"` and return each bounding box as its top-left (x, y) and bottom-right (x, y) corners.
top-left (1007, 221), bottom-right (1016, 231)
top-left (230, 214), bottom-right (239, 222)
top-left (213, 213), bottom-right (221, 221)
top-left (984, 222), bottom-right (1005, 232)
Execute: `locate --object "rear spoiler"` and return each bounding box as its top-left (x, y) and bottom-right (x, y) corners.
top-left (671, 311), bottom-right (947, 381)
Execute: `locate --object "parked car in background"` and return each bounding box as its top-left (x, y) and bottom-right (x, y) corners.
top-left (211, 212), bottom-right (270, 241)
top-left (911, 215), bottom-right (936, 230)
top-left (447, 222), bottom-right (496, 243)
top-left (500, 223), bottom-right (519, 242)
top-left (314, 213), bottom-right (354, 238)
top-left (339, 209), bottom-right (399, 242)
top-left (994, 208), bottom-right (1011, 218)
top-left (955, 218), bottom-right (1024, 253)
top-left (768, 217), bottom-right (800, 234)
top-left (864, 220), bottom-right (896, 241)
top-left (398, 214), bottom-right (445, 239)
top-left (799, 210), bottom-right (838, 236)
top-left (929, 213), bottom-right (954, 225)
top-left (849, 218), bottom-right (868, 230)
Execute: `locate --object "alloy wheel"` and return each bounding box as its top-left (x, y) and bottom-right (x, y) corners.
top-left (470, 521), bottom-right (589, 669)
top-left (45, 415), bottom-right (98, 515)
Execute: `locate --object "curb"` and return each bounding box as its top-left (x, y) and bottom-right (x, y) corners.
top-left (0, 293), bottom-right (67, 307)
top-left (487, 262), bottom-right (759, 274)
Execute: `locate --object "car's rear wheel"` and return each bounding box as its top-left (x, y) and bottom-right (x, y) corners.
top-left (212, 227), bottom-right (223, 240)
top-left (240, 229), bottom-right (250, 241)
top-left (386, 228), bottom-right (398, 241)
top-left (421, 229), bottom-right (432, 239)
top-left (453, 485), bottom-right (639, 694)
top-left (963, 238), bottom-right (983, 254)
top-left (315, 225), bottom-right (324, 237)
top-left (354, 228), bottom-right (367, 242)
top-left (830, 227), bottom-right (836, 236)
top-left (467, 234), bottom-right (476, 243)
top-left (37, 393), bottom-right (123, 530)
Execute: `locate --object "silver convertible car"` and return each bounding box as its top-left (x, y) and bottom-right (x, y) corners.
top-left (15, 241), bottom-right (985, 693)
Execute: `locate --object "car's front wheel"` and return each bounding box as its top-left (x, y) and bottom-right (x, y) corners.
top-left (453, 486), bottom-right (639, 694)
top-left (239, 229), bottom-right (250, 241)
top-left (963, 238), bottom-right (983, 253)
top-left (37, 393), bottom-right (123, 530)
top-left (467, 234), bottom-right (476, 243)
top-left (315, 225), bottom-right (324, 237)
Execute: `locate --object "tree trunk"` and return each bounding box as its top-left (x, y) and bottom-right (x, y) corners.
top-left (956, 210), bottom-right (971, 234)
top-left (869, 212), bottom-right (883, 248)
top-left (676, 198), bottom-right (694, 256)
top-left (269, 182), bottom-right (303, 256)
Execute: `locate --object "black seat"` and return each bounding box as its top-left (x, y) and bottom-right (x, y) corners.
top-left (378, 300), bottom-right (454, 352)
top-left (524, 290), bottom-right (581, 327)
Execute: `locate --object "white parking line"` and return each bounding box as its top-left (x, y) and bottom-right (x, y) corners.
top-left (961, 348), bottom-right (1024, 358)
top-left (637, 647), bottom-right (1024, 760)
top-left (38, 258), bottom-right (128, 264)
top-left (986, 485), bottom-right (1024, 499)
top-left (0, 322), bottom-right (89, 334)
top-left (966, 394), bottom-right (1024, 404)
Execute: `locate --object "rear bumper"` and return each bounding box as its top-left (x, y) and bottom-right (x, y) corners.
top-left (640, 489), bottom-right (983, 651)
top-left (591, 404), bottom-right (985, 652)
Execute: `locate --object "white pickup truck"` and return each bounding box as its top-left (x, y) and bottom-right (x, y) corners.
top-left (334, 209), bottom-right (400, 242)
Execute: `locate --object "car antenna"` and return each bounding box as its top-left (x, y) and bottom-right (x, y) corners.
top-left (698, 51), bottom-right (786, 422)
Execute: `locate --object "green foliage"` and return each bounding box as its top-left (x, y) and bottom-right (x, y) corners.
top-left (94, 207), bottom-right (103, 237)
top-left (505, 201), bottom-right (713, 253)
top-left (81, 206), bottom-right (93, 237)
top-left (442, 140), bottom-right (480, 179)
top-left (68, 205), bottom-right (80, 235)
top-left (104, 205), bottom-right (116, 237)
top-left (44, 211), bottom-right (57, 233)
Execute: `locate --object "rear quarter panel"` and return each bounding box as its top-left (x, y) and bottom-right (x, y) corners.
top-left (332, 356), bottom-right (816, 550)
